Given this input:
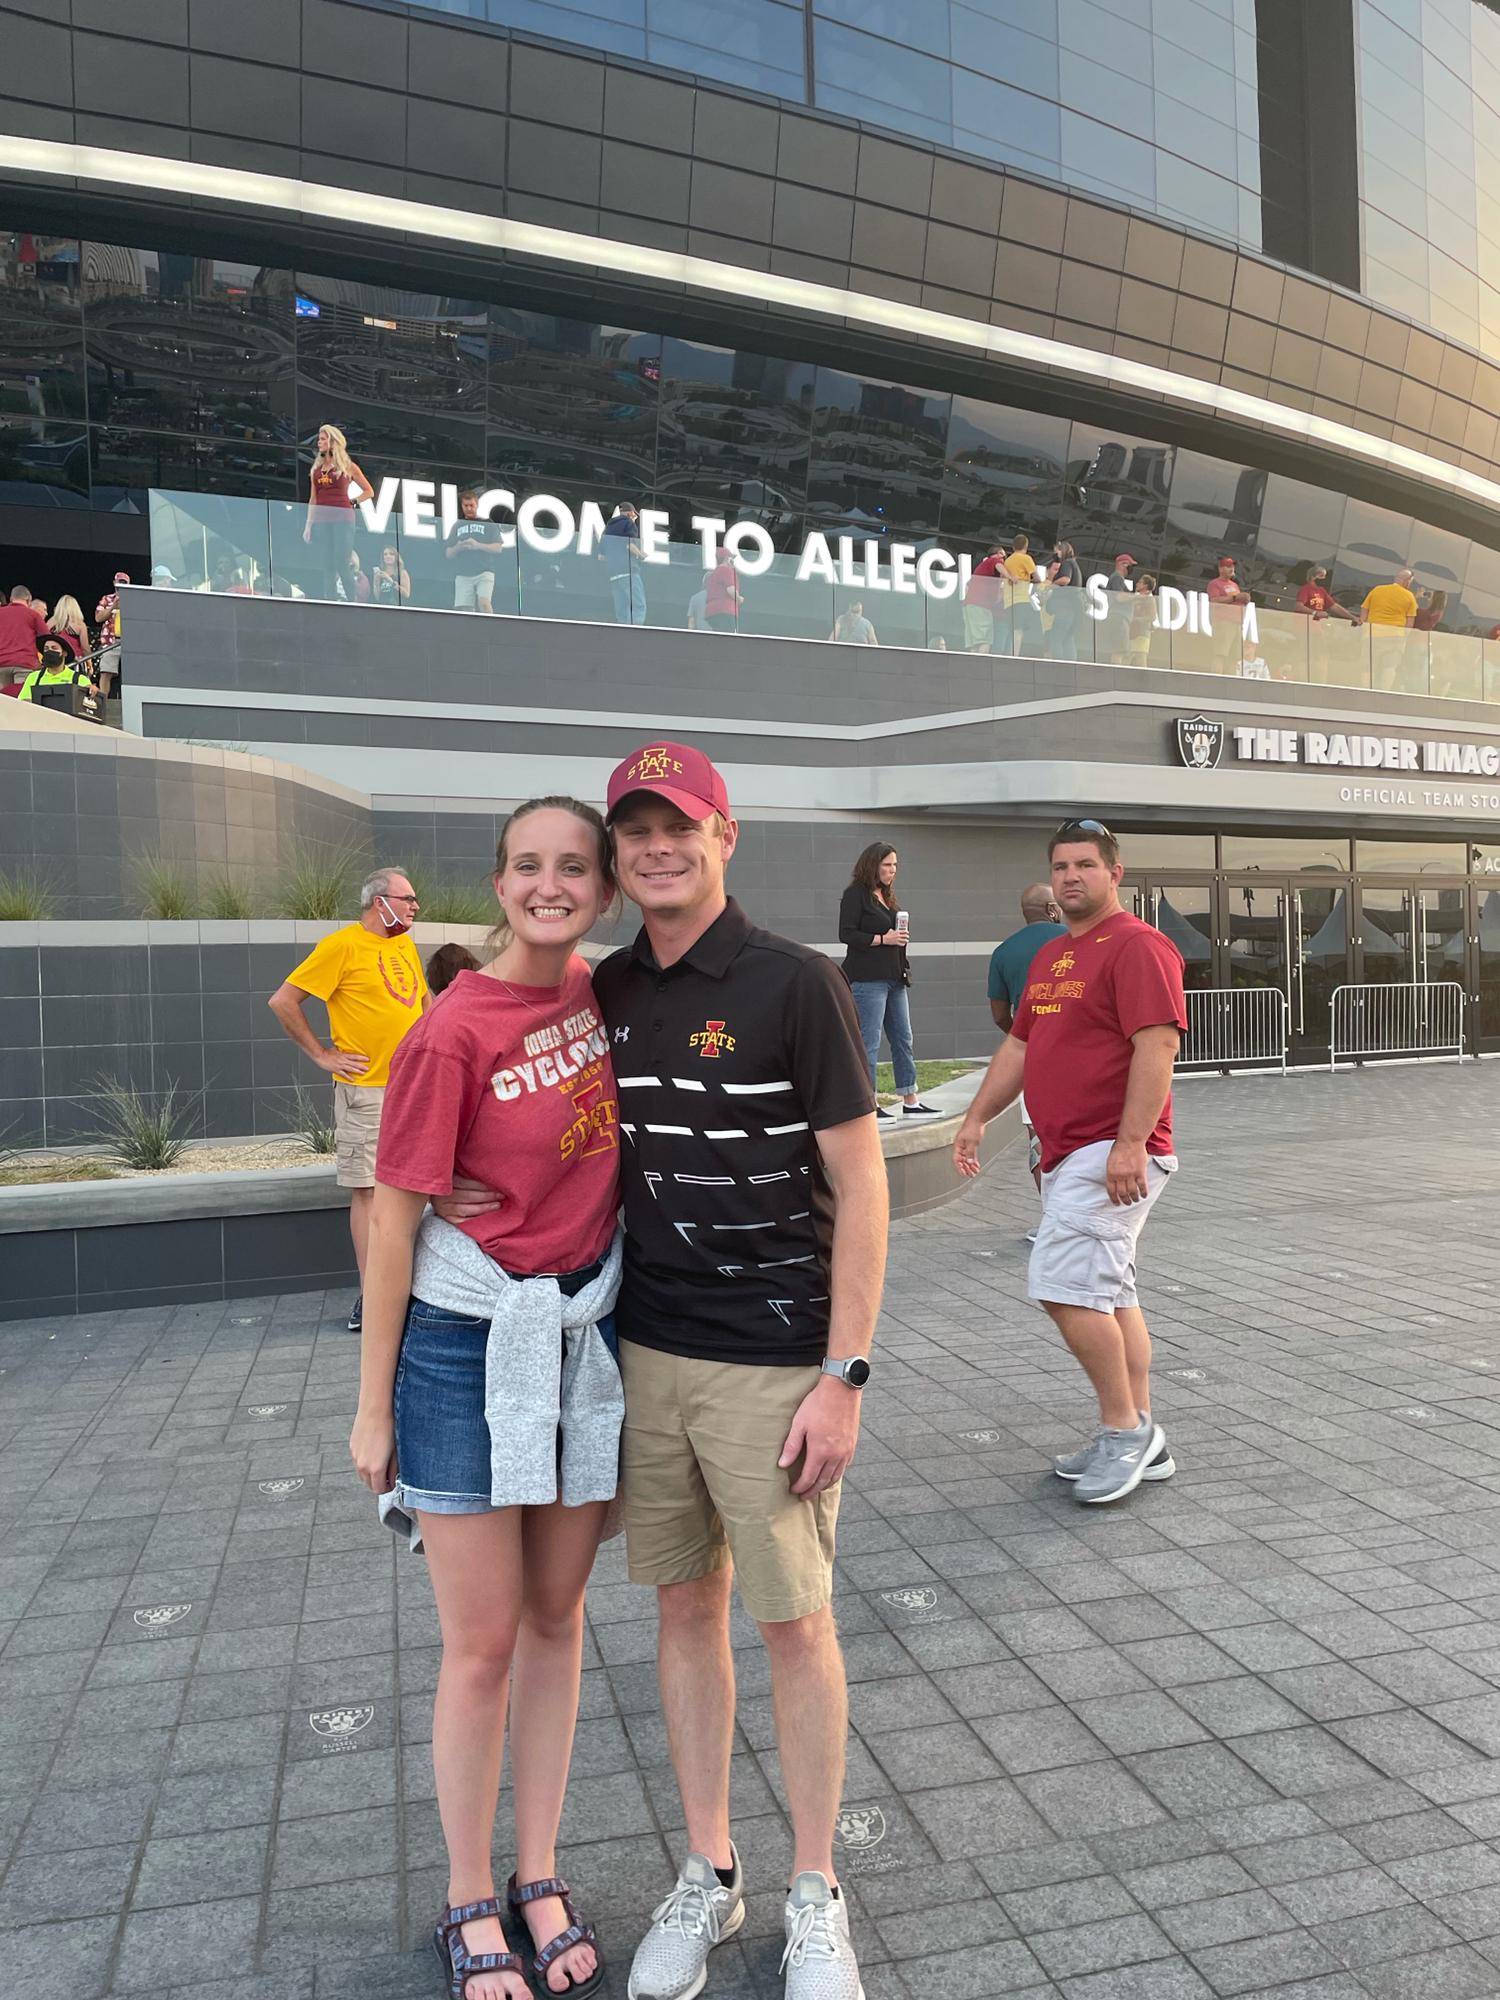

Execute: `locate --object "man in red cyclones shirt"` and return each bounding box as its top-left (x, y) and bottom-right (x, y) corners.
top-left (954, 818), bottom-right (1187, 1504)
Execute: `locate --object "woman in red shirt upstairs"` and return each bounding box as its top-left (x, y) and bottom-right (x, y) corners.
top-left (302, 423), bottom-right (375, 602)
top-left (703, 546), bottom-right (743, 631)
top-left (351, 797), bottom-right (622, 2000)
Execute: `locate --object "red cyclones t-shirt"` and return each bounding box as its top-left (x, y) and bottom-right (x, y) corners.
top-left (377, 959), bottom-right (620, 1276)
top-left (1010, 911), bottom-right (1188, 1173)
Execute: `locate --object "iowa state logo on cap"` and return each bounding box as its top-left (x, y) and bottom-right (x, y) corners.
top-left (628, 745), bottom-right (684, 784)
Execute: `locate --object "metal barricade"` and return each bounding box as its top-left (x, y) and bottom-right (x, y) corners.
top-left (1178, 987), bottom-right (1288, 1071)
top-left (1329, 982), bottom-right (1466, 1070)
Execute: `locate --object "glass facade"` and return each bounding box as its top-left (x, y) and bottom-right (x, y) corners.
top-left (1357, 0), bottom-right (1500, 358)
top-left (407, 0), bottom-right (1263, 247)
top-left (11, 221), bottom-right (1500, 642)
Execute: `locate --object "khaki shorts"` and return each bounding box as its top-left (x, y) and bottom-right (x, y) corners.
top-left (962, 603), bottom-right (993, 648)
top-left (619, 1339), bottom-right (839, 1624)
top-left (333, 1079), bottom-right (384, 1189)
top-left (1029, 1136), bottom-right (1177, 1314)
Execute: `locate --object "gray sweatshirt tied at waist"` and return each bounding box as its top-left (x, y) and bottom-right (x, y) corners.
top-left (410, 1212), bottom-right (624, 1511)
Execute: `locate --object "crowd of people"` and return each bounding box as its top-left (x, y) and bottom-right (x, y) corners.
top-left (259, 739), bottom-right (1186, 2000)
top-left (0, 571), bottom-right (134, 715)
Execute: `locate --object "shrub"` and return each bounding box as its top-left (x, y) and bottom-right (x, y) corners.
top-left (277, 839), bottom-right (369, 921)
top-left (202, 871), bottom-right (256, 919)
top-left (131, 850), bottom-right (196, 920)
top-left (415, 879), bottom-right (496, 927)
top-left (0, 867), bottom-right (56, 920)
top-left (87, 1074), bottom-right (201, 1172)
top-left (283, 1081), bottom-right (337, 1156)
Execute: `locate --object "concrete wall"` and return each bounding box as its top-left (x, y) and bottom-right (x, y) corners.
top-left (0, 724), bottom-right (372, 921)
top-left (0, 920), bottom-right (492, 1149)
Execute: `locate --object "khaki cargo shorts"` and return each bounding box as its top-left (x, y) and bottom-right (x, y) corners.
top-left (618, 1339), bottom-right (839, 1625)
top-left (333, 1079), bottom-right (384, 1189)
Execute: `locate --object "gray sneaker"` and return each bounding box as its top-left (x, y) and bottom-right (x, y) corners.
top-left (628, 1848), bottom-right (745, 2000)
top-left (1055, 1420), bottom-right (1175, 1483)
top-left (1073, 1420), bottom-right (1166, 1505)
top-left (781, 1873), bottom-right (864, 2000)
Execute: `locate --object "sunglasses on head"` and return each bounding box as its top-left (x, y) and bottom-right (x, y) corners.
top-left (1054, 817), bottom-right (1114, 842)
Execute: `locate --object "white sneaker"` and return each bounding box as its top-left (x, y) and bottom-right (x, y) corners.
top-left (781, 1872), bottom-right (864, 2000)
top-left (628, 1847), bottom-right (745, 2000)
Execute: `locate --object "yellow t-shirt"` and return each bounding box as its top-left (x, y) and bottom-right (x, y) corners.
top-left (1003, 550), bottom-right (1037, 609)
top-left (1362, 583), bottom-right (1418, 628)
top-left (287, 923), bottom-right (427, 1087)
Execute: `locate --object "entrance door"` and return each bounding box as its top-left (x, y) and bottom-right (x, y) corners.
top-left (1357, 887), bottom-right (1416, 988)
top-left (1140, 885), bottom-right (1217, 992)
top-left (1291, 880), bottom-right (1352, 1063)
top-left (1221, 876), bottom-right (1348, 1064)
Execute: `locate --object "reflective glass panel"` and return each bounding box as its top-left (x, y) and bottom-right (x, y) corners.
top-left (0, 231), bottom-right (85, 424)
top-left (488, 313), bottom-right (661, 492)
top-left (1356, 840), bottom-right (1469, 874)
top-left (1221, 836), bottom-right (1352, 872)
top-left (941, 400), bottom-right (1067, 546)
top-left (1058, 421), bottom-right (1174, 572)
top-left (806, 366), bottom-right (949, 539)
top-left (84, 246), bottom-right (294, 442)
top-left (656, 340), bottom-right (814, 534)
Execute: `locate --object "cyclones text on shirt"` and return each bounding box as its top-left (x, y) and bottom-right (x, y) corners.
top-left (489, 1004), bottom-right (617, 1162)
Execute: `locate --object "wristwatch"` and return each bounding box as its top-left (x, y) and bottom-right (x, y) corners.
top-left (821, 1356), bottom-right (871, 1389)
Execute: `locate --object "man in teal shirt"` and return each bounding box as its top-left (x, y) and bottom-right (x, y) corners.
top-left (988, 884), bottom-right (1066, 1031)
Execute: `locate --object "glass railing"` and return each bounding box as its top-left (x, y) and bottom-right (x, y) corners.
top-left (145, 487), bottom-right (1500, 705)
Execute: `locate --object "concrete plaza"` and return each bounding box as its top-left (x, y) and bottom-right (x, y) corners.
top-left (4, 1064), bottom-right (1500, 1999)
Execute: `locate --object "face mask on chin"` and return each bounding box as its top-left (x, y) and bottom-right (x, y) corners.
top-left (375, 897), bottom-right (412, 936)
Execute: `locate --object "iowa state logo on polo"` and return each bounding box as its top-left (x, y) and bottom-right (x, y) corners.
top-left (627, 745), bottom-right (684, 784)
top-left (689, 1018), bottom-right (736, 1057)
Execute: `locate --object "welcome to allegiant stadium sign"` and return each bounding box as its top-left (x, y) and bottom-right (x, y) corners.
top-left (360, 477), bottom-right (1260, 636)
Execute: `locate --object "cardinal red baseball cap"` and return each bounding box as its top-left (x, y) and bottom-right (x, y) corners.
top-left (1115, 552), bottom-right (1136, 565)
top-left (1217, 554), bottom-right (1237, 567)
top-left (113, 570), bottom-right (131, 584)
top-left (606, 740), bottom-right (731, 823)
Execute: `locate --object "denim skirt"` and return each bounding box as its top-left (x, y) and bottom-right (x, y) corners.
top-left (392, 1274), bottom-right (616, 1517)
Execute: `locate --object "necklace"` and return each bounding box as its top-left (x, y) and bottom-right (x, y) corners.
top-left (489, 959), bottom-right (566, 1026)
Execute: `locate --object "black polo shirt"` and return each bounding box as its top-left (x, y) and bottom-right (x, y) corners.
top-left (591, 898), bottom-right (874, 1366)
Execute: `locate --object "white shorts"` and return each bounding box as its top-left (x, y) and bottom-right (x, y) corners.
top-left (1018, 1091), bottom-right (1041, 1174)
top-left (454, 571), bottom-right (495, 609)
top-left (1028, 1137), bottom-right (1177, 1314)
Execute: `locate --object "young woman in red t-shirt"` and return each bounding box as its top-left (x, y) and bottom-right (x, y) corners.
top-left (351, 797), bottom-right (622, 2000)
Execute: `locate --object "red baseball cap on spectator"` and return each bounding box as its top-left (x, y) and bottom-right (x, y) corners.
top-left (1115, 553), bottom-right (1136, 566)
top-left (1217, 555), bottom-right (1236, 568)
top-left (606, 740), bottom-right (731, 823)
top-left (113, 570), bottom-right (130, 584)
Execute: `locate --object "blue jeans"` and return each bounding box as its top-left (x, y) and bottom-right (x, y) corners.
top-left (850, 979), bottom-right (916, 1096)
top-left (610, 570), bottom-right (646, 624)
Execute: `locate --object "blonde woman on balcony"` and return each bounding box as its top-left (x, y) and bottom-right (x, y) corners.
top-left (302, 423), bottom-right (375, 601)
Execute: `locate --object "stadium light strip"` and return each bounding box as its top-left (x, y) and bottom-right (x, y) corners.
top-left (4, 133), bottom-right (1498, 519)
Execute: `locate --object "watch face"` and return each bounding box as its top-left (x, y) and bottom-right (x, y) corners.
top-left (844, 1357), bottom-right (871, 1388)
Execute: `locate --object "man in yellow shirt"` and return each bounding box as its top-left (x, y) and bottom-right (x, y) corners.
top-left (268, 868), bottom-right (427, 1329)
top-left (1003, 532), bottom-right (1040, 657)
top-left (1362, 568), bottom-right (1419, 629)
top-left (1362, 567), bottom-right (1420, 692)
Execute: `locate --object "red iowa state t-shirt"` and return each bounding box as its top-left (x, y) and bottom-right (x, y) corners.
top-left (1010, 911), bottom-right (1188, 1173)
top-left (377, 959), bottom-right (620, 1277)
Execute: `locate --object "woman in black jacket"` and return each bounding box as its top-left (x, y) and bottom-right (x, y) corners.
top-left (839, 844), bottom-right (938, 1119)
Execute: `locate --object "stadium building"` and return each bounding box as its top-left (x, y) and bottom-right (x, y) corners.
top-left (6, 0), bottom-right (1500, 1063)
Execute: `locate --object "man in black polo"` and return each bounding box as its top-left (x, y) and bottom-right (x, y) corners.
top-left (434, 739), bottom-right (887, 2000)
top-left (593, 742), bottom-right (886, 2000)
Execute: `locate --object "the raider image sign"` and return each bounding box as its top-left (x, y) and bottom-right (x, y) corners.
top-left (1175, 715), bottom-right (1224, 770)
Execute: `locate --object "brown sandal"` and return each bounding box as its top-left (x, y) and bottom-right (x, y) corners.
top-left (507, 1874), bottom-right (604, 1999)
top-left (434, 1896), bottom-right (526, 1999)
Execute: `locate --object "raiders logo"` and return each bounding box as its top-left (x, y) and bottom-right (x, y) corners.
top-left (308, 1705), bottom-right (375, 1738)
top-left (879, 1586), bottom-right (938, 1612)
top-left (1175, 715), bottom-right (1224, 770)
